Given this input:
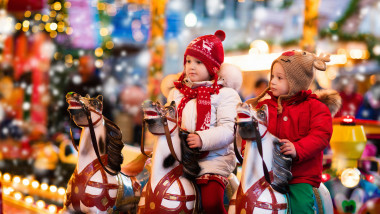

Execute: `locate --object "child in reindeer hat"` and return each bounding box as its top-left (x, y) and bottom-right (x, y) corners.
top-left (166, 30), bottom-right (241, 214)
top-left (246, 50), bottom-right (341, 213)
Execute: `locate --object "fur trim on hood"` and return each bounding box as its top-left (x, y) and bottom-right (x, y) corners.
top-left (314, 89), bottom-right (342, 117)
top-left (217, 63), bottom-right (243, 91)
top-left (160, 73), bottom-right (182, 98)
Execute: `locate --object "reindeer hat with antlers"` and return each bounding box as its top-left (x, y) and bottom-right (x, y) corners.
top-left (247, 50), bottom-right (331, 113)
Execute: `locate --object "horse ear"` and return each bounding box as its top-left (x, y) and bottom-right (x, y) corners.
top-left (170, 101), bottom-right (176, 108)
top-left (261, 104), bottom-right (269, 124)
top-left (96, 95), bottom-right (103, 102)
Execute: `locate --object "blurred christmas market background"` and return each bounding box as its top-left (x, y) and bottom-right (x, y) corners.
top-left (0, 0), bottom-right (380, 213)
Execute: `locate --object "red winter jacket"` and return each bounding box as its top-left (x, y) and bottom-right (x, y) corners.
top-left (256, 90), bottom-right (332, 188)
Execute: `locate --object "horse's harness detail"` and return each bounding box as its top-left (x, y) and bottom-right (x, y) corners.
top-left (139, 164), bottom-right (195, 214)
top-left (65, 155), bottom-right (119, 212)
top-left (230, 171), bottom-right (288, 214)
top-left (141, 103), bottom-right (181, 163)
top-left (234, 113), bottom-right (271, 184)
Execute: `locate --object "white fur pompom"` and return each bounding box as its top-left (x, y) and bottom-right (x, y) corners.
top-left (160, 73), bottom-right (181, 98)
top-left (218, 63), bottom-right (243, 91)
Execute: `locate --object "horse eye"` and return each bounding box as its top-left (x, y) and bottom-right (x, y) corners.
top-left (258, 111), bottom-right (265, 120)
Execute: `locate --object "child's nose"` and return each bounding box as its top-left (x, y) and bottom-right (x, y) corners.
top-left (189, 62), bottom-right (196, 68)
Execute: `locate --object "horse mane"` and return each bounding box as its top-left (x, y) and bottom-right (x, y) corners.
top-left (271, 138), bottom-right (293, 194)
top-left (104, 117), bottom-right (124, 173)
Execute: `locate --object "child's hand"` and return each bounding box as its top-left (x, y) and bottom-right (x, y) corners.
top-left (187, 133), bottom-right (203, 149)
top-left (279, 139), bottom-right (297, 158)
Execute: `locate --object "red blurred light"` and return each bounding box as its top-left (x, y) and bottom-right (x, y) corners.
top-left (322, 173), bottom-right (330, 182)
top-left (366, 174), bottom-right (374, 183)
top-left (341, 115), bottom-right (356, 125)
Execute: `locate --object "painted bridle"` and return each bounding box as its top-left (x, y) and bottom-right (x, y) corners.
top-left (68, 93), bottom-right (119, 176)
top-left (141, 101), bottom-right (182, 164)
top-left (234, 104), bottom-right (271, 184)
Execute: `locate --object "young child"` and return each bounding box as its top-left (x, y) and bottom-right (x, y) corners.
top-left (167, 30), bottom-right (241, 214)
top-left (246, 50), bottom-right (341, 213)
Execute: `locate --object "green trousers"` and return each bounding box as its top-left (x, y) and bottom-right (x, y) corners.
top-left (289, 183), bottom-right (316, 214)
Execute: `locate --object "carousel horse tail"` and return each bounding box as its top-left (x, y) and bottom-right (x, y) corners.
top-left (179, 129), bottom-right (201, 180)
top-left (271, 139), bottom-right (293, 194)
top-left (104, 117), bottom-right (125, 173)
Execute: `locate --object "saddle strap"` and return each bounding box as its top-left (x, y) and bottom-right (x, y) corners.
top-left (164, 193), bottom-right (196, 201)
top-left (230, 199), bottom-right (287, 210)
top-left (141, 165), bottom-right (194, 214)
top-left (87, 180), bottom-right (119, 189)
top-left (312, 187), bottom-right (324, 214)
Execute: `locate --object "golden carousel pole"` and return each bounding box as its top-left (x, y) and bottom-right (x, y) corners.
top-left (147, 0), bottom-right (167, 101)
top-left (301, 0), bottom-right (320, 53)
top-left (143, 0), bottom-right (167, 148)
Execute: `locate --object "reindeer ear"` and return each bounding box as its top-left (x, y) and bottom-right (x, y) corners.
top-left (96, 95), bottom-right (103, 102)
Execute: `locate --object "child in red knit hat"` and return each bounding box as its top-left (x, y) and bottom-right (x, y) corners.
top-left (167, 30), bottom-right (241, 214)
top-left (245, 50), bottom-right (341, 213)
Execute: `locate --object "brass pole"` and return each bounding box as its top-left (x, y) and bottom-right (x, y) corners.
top-left (147, 0), bottom-right (167, 100)
top-left (301, 0), bottom-right (320, 53)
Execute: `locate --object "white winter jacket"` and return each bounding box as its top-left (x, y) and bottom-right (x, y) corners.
top-left (167, 80), bottom-right (241, 177)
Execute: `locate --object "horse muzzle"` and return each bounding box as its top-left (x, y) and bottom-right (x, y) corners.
top-left (237, 121), bottom-right (257, 140)
top-left (144, 118), bottom-right (166, 134)
top-left (68, 108), bottom-right (85, 116)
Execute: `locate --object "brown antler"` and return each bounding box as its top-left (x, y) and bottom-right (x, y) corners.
top-left (317, 53), bottom-right (331, 63)
top-left (313, 53), bottom-right (331, 71)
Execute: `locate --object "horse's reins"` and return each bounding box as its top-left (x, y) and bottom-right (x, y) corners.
top-left (69, 108), bottom-right (102, 152)
top-left (141, 105), bottom-right (182, 164)
top-left (233, 118), bottom-right (268, 163)
top-left (253, 119), bottom-right (271, 184)
top-left (233, 116), bottom-right (271, 184)
top-left (233, 123), bottom-right (244, 164)
top-left (69, 100), bottom-right (119, 176)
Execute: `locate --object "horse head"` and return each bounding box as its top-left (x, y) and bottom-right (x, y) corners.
top-left (236, 102), bottom-right (269, 140)
top-left (142, 100), bottom-right (177, 135)
top-left (66, 92), bottom-right (103, 127)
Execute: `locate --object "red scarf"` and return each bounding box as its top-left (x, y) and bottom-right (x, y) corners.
top-left (174, 81), bottom-right (221, 131)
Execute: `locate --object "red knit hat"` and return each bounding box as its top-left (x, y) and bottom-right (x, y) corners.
top-left (178, 30), bottom-right (226, 89)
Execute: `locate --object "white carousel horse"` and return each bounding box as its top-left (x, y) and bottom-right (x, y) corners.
top-left (138, 100), bottom-right (198, 214)
top-left (228, 103), bottom-right (333, 214)
top-left (63, 92), bottom-right (149, 214)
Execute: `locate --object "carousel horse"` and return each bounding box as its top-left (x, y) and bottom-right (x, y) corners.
top-left (228, 103), bottom-right (333, 214)
top-left (63, 92), bottom-right (149, 214)
top-left (138, 100), bottom-right (198, 213)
